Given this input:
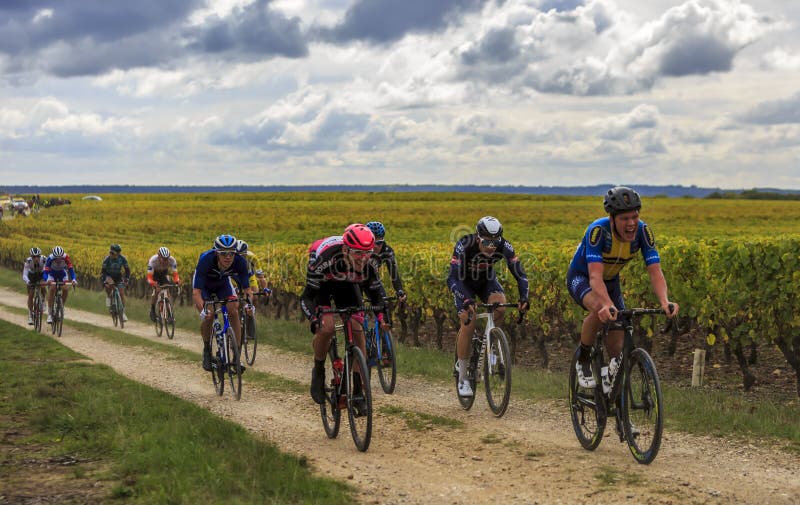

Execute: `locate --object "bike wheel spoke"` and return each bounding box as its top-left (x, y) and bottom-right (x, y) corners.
top-left (346, 346), bottom-right (372, 452)
top-left (484, 328), bottom-right (512, 417)
top-left (376, 329), bottom-right (397, 394)
top-left (569, 348), bottom-right (606, 450)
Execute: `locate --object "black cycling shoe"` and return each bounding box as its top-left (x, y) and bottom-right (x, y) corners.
top-left (352, 397), bottom-right (368, 418)
top-left (149, 305), bottom-right (157, 322)
top-left (202, 347), bottom-right (213, 372)
top-left (310, 366), bottom-right (326, 405)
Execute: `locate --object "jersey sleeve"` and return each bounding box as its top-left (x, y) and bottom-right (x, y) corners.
top-left (503, 241), bottom-right (529, 300)
top-left (447, 238), bottom-right (470, 302)
top-left (584, 223), bottom-right (605, 264)
top-left (639, 221), bottom-right (661, 266)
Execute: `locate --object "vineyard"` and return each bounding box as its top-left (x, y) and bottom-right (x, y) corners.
top-left (1, 192), bottom-right (799, 396)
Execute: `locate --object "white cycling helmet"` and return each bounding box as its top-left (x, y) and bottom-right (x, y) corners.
top-left (158, 246), bottom-right (170, 259)
top-left (52, 246), bottom-right (65, 258)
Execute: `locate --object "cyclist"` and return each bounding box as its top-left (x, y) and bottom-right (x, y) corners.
top-left (101, 244), bottom-right (131, 322)
top-left (192, 234), bottom-right (252, 372)
top-left (365, 221), bottom-right (407, 303)
top-left (44, 246), bottom-right (77, 324)
top-left (147, 247), bottom-right (181, 322)
top-left (235, 239), bottom-right (271, 298)
top-left (301, 224), bottom-right (389, 413)
top-left (22, 247), bottom-right (47, 325)
top-left (448, 216), bottom-right (529, 397)
top-left (567, 186), bottom-right (679, 388)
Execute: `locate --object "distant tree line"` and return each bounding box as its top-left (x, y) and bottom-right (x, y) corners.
top-left (706, 189), bottom-right (800, 201)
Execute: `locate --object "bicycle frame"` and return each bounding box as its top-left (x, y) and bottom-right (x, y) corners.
top-left (208, 300), bottom-right (234, 368)
top-left (362, 298), bottom-right (393, 364)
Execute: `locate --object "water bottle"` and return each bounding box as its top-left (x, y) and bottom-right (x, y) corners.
top-left (608, 357), bottom-right (621, 379)
top-left (601, 366), bottom-right (611, 394)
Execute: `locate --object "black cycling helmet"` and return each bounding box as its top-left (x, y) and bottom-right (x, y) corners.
top-left (110, 244), bottom-right (122, 253)
top-left (476, 216), bottom-right (503, 239)
top-left (603, 186), bottom-right (642, 215)
top-left (214, 234), bottom-right (236, 251)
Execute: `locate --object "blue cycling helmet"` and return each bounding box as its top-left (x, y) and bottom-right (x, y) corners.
top-left (214, 234), bottom-right (237, 251)
top-left (365, 221), bottom-right (385, 240)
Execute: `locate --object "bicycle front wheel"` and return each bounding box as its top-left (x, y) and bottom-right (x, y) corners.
top-left (211, 333), bottom-right (224, 396)
top-left (154, 299), bottom-right (164, 337)
top-left (484, 328), bottom-right (512, 417)
top-left (226, 328), bottom-right (243, 400)
top-left (346, 346), bottom-right (372, 452)
top-left (320, 348), bottom-right (341, 439)
top-left (243, 313), bottom-right (257, 366)
top-left (569, 348), bottom-right (606, 450)
top-left (55, 301), bottom-right (63, 338)
top-left (112, 290), bottom-right (123, 328)
top-left (376, 328), bottom-right (397, 394)
top-left (621, 348), bottom-right (664, 464)
top-left (164, 299), bottom-right (175, 339)
top-left (32, 293), bottom-right (43, 333)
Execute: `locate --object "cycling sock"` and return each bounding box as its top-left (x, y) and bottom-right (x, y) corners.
top-left (579, 343), bottom-right (592, 363)
top-left (458, 358), bottom-right (469, 382)
top-left (203, 342), bottom-right (211, 352)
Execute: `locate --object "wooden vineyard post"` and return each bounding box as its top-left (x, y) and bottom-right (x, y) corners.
top-left (692, 349), bottom-right (706, 387)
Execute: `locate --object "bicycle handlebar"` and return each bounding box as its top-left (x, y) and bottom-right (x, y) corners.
top-left (464, 302), bottom-right (527, 326)
top-left (609, 303), bottom-right (674, 319)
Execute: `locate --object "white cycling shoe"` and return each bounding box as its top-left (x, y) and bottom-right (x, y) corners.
top-left (576, 361), bottom-right (596, 388)
top-left (458, 380), bottom-right (474, 397)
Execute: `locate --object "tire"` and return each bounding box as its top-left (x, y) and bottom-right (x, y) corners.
top-left (54, 299), bottom-right (63, 338)
top-left (376, 328), bottom-right (397, 394)
top-left (454, 349), bottom-right (476, 411)
top-left (621, 348), bottom-right (664, 464)
top-left (569, 347), bottom-right (606, 450)
top-left (243, 313), bottom-right (257, 366)
top-left (226, 327), bottom-right (242, 400)
top-left (346, 346), bottom-right (372, 452)
top-left (32, 293), bottom-right (43, 333)
top-left (154, 299), bottom-right (164, 337)
top-left (164, 299), bottom-right (175, 340)
top-left (111, 289), bottom-right (123, 328)
top-left (211, 326), bottom-right (224, 396)
top-left (320, 348), bottom-right (342, 440)
top-left (484, 328), bottom-right (512, 417)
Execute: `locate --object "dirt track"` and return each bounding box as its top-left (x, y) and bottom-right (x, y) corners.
top-left (1, 287), bottom-right (798, 504)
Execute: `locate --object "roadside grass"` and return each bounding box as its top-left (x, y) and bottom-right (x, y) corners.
top-left (1, 267), bottom-right (799, 449)
top-left (0, 319), bottom-right (351, 504)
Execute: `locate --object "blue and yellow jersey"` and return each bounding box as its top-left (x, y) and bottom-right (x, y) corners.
top-left (568, 217), bottom-right (660, 280)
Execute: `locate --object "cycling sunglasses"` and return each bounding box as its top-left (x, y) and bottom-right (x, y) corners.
top-left (374, 240), bottom-right (385, 246)
top-left (479, 237), bottom-right (501, 248)
top-left (217, 251), bottom-right (236, 257)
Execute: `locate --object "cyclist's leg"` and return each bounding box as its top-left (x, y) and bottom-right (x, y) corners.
top-left (603, 277), bottom-right (625, 357)
top-left (61, 282), bottom-right (71, 305)
top-left (454, 284), bottom-right (478, 362)
top-left (118, 282), bottom-right (126, 307)
top-left (309, 285), bottom-right (336, 404)
top-left (483, 280), bottom-right (506, 324)
top-left (26, 284), bottom-right (34, 312)
top-left (335, 283), bottom-right (366, 366)
top-left (103, 276), bottom-right (114, 300)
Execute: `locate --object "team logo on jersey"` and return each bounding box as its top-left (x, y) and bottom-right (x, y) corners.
top-left (589, 226), bottom-right (603, 246)
top-left (643, 224), bottom-right (655, 247)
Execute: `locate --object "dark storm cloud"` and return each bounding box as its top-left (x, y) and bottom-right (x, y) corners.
top-left (316, 0), bottom-right (487, 44)
top-left (659, 35), bottom-right (735, 77)
top-left (0, 0), bottom-right (307, 79)
top-left (185, 0), bottom-right (307, 58)
top-left (737, 93), bottom-right (800, 125)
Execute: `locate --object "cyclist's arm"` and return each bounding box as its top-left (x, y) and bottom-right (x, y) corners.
top-left (383, 245), bottom-right (404, 293)
top-left (646, 263), bottom-right (678, 316)
top-left (447, 241), bottom-right (470, 305)
top-left (503, 242), bottom-right (529, 302)
top-left (123, 258), bottom-right (131, 281)
top-left (22, 262), bottom-right (30, 284)
top-left (66, 257), bottom-right (76, 281)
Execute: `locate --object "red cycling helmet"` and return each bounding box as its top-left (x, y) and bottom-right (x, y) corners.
top-left (342, 224), bottom-right (375, 251)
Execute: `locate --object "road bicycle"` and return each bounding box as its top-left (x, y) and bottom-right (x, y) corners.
top-left (108, 281), bottom-right (127, 329)
top-left (363, 297), bottom-right (397, 394)
top-left (318, 305), bottom-right (374, 452)
top-left (153, 283), bottom-right (179, 339)
top-left (569, 306), bottom-right (672, 464)
top-left (29, 282), bottom-right (45, 333)
top-left (238, 290), bottom-right (269, 366)
top-left (453, 303), bottom-right (524, 417)
top-left (205, 298), bottom-right (243, 400)
top-left (49, 280), bottom-right (73, 338)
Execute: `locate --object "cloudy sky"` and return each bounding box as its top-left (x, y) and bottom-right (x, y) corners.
top-left (1, 0), bottom-right (799, 188)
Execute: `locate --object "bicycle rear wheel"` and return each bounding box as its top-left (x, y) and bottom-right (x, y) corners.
top-left (164, 299), bottom-right (175, 339)
top-left (346, 346), bottom-right (372, 452)
top-left (569, 348), bottom-right (606, 450)
top-left (621, 348), bottom-right (664, 464)
top-left (226, 328), bottom-right (242, 400)
top-left (154, 299), bottom-right (164, 337)
top-left (243, 313), bottom-right (257, 366)
top-left (484, 328), bottom-right (511, 417)
top-left (55, 300), bottom-right (63, 338)
top-left (454, 350), bottom-right (476, 411)
top-left (376, 328), bottom-right (397, 394)
top-left (320, 348), bottom-right (342, 439)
